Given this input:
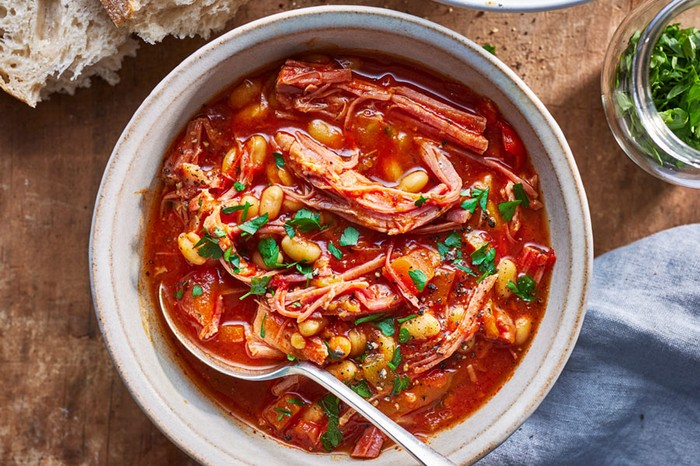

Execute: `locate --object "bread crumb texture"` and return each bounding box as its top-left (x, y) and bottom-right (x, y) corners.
top-left (101, 0), bottom-right (250, 44)
top-left (0, 0), bottom-right (249, 107)
top-left (0, 0), bottom-right (138, 107)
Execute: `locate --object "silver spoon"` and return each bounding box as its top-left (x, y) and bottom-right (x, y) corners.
top-left (158, 284), bottom-right (455, 465)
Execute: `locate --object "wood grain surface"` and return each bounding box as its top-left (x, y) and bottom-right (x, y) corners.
top-left (1, 0), bottom-right (698, 464)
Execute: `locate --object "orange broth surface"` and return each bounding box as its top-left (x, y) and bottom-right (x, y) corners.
top-left (143, 52), bottom-right (554, 458)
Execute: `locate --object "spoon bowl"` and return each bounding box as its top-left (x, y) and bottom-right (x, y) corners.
top-left (158, 284), bottom-right (455, 466)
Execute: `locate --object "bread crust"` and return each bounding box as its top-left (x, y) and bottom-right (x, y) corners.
top-left (99, 0), bottom-right (134, 26)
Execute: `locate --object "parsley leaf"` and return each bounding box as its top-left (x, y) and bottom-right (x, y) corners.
top-left (240, 276), bottom-right (272, 300)
top-left (258, 237), bottom-right (281, 268)
top-left (324, 340), bottom-right (343, 360)
top-left (339, 226), bottom-right (360, 246)
top-left (288, 397), bottom-right (306, 406)
top-left (391, 375), bottom-right (411, 396)
top-left (286, 209), bottom-right (324, 233)
top-left (513, 183), bottom-right (530, 207)
top-left (223, 246), bottom-right (241, 272)
top-left (438, 232), bottom-right (462, 260)
top-left (374, 317), bottom-right (396, 337)
top-left (388, 347), bottom-right (402, 371)
top-left (415, 195), bottom-right (428, 207)
top-left (213, 227), bottom-right (227, 238)
top-left (471, 243), bottom-right (497, 281)
top-left (483, 43), bottom-right (496, 55)
top-left (455, 264), bottom-right (477, 276)
top-left (194, 233), bottom-right (223, 260)
top-left (349, 380), bottom-right (372, 398)
top-left (273, 151), bottom-right (285, 168)
top-left (319, 394), bottom-right (343, 452)
top-left (498, 200), bottom-right (522, 222)
top-left (234, 181), bottom-right (246, 192)
top-left (222, 202), bottom-right (251, 221)
top-left (191, 285), bottom-right (203, 297)
top-left (239, 213), bottom-right (269, 237)
top-left (354, 313), bottom-right (386, 325)
top-left (284, 222), bottom-right (296, 239)
top-left (507, 274), bottom-right (537, 302)
top-left (461, 187), bottom-right (489, 214)
top-left (328, 242), bottom-right (343, 260)
top-left (174, 287), bottom-right (184, 300)
top-left (273, 407), bottom-right (292, 422)
top-left (398, 327), bottom-right (411, 344)
top-left (408, 269), bottom-right (428, 292)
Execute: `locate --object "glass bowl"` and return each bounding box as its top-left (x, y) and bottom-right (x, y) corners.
top-left (601, 0), bottom-right (700, 188)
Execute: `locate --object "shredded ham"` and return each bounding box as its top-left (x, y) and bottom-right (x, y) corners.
top-left (350, 426), bottom-right (385, 459)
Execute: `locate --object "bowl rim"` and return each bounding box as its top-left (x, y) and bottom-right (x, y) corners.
top-left (433, 0), bottom-right (591, 13)
top-left (90, 5), bottom-right (593, 465)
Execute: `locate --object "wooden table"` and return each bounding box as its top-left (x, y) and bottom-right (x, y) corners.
top-left (1, 0), bottom-right (698, 464)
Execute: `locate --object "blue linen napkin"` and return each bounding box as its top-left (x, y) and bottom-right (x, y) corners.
top-left (479, 224), bottom-right (700, 465)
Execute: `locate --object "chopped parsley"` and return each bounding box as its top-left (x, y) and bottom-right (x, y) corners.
top-left (415, 194), bottom-right (428, 207)
top-left (223, 246), bottom-right (241, 272)
top-left (374, 317), bottom-right (396, 337)
top-left (324, 340), bottom-right (343, 360)
top-left (240, 276), bottom-right (272, 300)
top-left (273, 151), bottom-right (286, 168)
top-left (319, 394), bottom-right (343, 452)
top-left (396, 314), bottom-right (417, 324)
top-left (222, 202), bottom-right (252, 222)
top-left (339, 226), bottom-right (360, 247)
top-left (354, 313), bottom-right (386, 325)
top-left (239, 213), bottom-right (269, 237)
top-left (260, 313), bottom-right (267, 338)
top-left (391, 375), bottom-right (411, 396)
top-left (617, 24), bottom-right (700, 161)
top-left (398, 327), bottom-right (411, 344)
top-left (483, 43), bottom-right (497, 55)
top-left (471, 243), bottom-right (497, 281)
top-left (327, 242), bottom-right (343, 260)
top-left (194, 233), bottom-right (223, 260)
top-left (437, 231), bottom-right (462, 260)
top-left (191, 285), bottom-right (203, 297)
top-left (388, 347), bottom-right (402, 371)
top-left (284, 222), bottom-right (296, 239)
top-left (288, 397), bottom-right (306, 406)
top-left (273, 407), bottom-right (292, 422)
top-left (258, 237), bottom-right (281, 268)
top-left (233, 181), bottom-right (246, 192)
top-left (408, 269), bottom-right (428, 292)
top-left (498, 200), bottom-right (521, 222)
top-left (455, 264), bottom-right (477, 276)
top-left (349, 379), bottom-right (372, 398)
top-left (461, 187), bottom-right (489, 214)
top-left (213, 227), bottom-right (227, 238)
top-left (507, 274), bottom-right (537, 302)
top-left (285, 209), bottom-right (324, 233)
top-left (286, 354), bottom-right (297, 361)
top-left (513, 183), bottom-right (530, 207)
top-left (174, 287), bottom-right (184, 300)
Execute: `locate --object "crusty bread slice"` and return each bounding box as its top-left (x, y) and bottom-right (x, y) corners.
top-left (100, 0), bottom-right (250, 44)
top-left (0, 0), bottom-right (138, 107)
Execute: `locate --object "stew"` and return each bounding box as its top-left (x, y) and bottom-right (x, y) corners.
top-left (143, 53), bottom-right (555, 458)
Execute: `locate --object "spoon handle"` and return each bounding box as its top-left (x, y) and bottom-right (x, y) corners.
top-left (292, 362), bottom-right (456, 466)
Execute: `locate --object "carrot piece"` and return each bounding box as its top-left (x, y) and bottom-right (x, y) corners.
top-left (388, 248), bottom-right (439, 294)
top-left (262, 394), bottom-right (305, 432)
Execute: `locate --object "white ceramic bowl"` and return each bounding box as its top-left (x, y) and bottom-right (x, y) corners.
top-left (434, 0), bottom-right (590, 13)
top-left (90, 6), bottom-right (592, 465)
